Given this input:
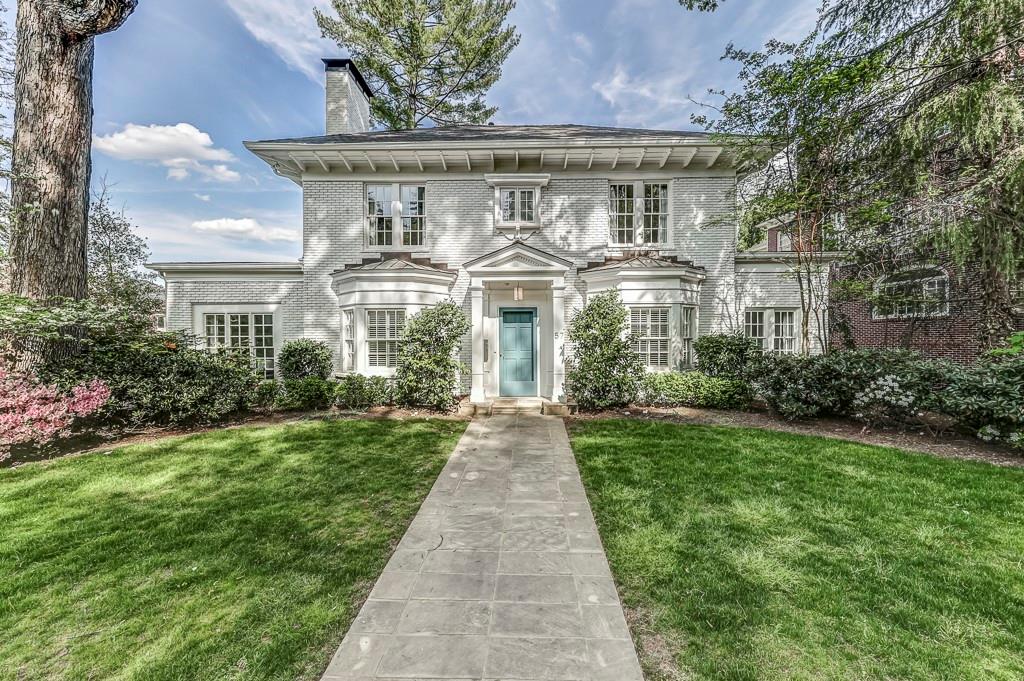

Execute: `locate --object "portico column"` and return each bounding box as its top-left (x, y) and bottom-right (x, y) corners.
top-left (469, 284), bottom-right (486, 402)
top-left (551, 281), bottom-right (566, 402)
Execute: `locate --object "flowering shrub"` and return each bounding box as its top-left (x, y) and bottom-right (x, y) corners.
top-left (852, 374), bottom-right (920, 426)
top-left (0, 363), bottom-right (110, 447)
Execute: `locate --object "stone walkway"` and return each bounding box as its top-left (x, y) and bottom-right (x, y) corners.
top-left (320, 413), bottom-right (644, 681)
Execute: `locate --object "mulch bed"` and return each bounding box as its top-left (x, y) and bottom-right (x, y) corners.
top-left (570, 406), bottom-right (1024, 468)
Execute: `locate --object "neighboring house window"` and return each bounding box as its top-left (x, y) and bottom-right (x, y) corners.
top-left (631, 307), bottom-right (670, 367)
top-left (152, 313), bottom-right (165, 331)
top-left (873, 267), bottom-right (950, 319)
top-left (499, 187), bottom-right (536, 224)
top-left (609, 183), bottom-right (635, 245)
top-left (609, 180), bottom-right (670, 246)
top-left (745, 308), bottom-right (799, 353)
top-left (342, 308), bottom-right (355, 371)
top-left (744, 310), bottom-right (767, 351)
top-left (773, 310), bottom-right (797, 354)
top-left (366, 309), bottom-right (405, 368)
top-left (203, 312), bottom-right (276, 379)
top-left (681, 306), bottom-right (696, 367)
top-left (1012, 274), bottom-right (1024, 313)
top-left (643, 183), bottom-right (669, 244)
top-left (366, 183), bottom-right (427, 248)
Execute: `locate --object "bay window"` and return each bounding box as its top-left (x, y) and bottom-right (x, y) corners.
top-left (681, 306), bottom-right (696, 366)
top-left (366, 309), bottom-right (406, 368)
top-left (631, 307), bottom-right (670, 368)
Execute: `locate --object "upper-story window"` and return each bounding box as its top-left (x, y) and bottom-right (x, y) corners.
top-left (609, 181), bottom-right (670, 246)
top-left (499, 187), bottom-right (537, 225)
top-left (873, 267), bottom-right (949, 319)
top-left (366, 183), bottom-right (426, 248)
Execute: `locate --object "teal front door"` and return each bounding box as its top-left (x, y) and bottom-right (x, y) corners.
top-left (499, 308), bottom-right (537, 397)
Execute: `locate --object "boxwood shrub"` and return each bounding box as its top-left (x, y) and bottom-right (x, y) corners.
top-left (335, 374), bottom-right (392, 410)
top-left (278, 339), bottom-right (334, 380)
top-left (639, 371), bottom-right (750, 409)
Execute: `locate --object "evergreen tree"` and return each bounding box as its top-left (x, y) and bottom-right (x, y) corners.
top-left (316, 0), bottom-right (520, 129)
top-left (87, 184), bottom-right (159, 315)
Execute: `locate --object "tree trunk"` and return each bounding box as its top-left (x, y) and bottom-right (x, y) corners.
top-left (8, 0), bottom-right (136, 301)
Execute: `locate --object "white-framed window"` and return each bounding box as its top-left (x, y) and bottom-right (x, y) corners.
top-left (152, 313), bottom-right (165, 331)
top-left (609, 180), bottom-right (670, 246)
top-left (744, 310), bottom-right (767, 351)
top-left (872, 267), bottom-right (949, 319)
top-left (609, 183), bottom-right (635, 245)
top-left (745, 307), bottom-right (799, 354)
top-left (631, 307), bottom-right (670, 367)
top-left (773, 310), bottom-right (796, 354)
top-left (366, 309), bottom-right (406, 368)
top-left (342, 308), bottom-right (355, 372)
top-left (498, 187), bottom-right (537, 225)
top-left (366, 183), bottom-right (426, 248)
top-left (681, 306), bottom-right (697, 367)
top-left (203, 311), bottom-right (276, 379)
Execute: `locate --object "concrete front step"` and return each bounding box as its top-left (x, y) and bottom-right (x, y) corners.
top-left (459, 398), bottom-right (573, 417)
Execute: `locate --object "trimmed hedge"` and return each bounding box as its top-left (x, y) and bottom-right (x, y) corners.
top-left (276, 377), bottom-right (335, 411)
top-left (639, 371), bottom-right (750, 409)
top-left (336, 374), bottom-right (392, 410)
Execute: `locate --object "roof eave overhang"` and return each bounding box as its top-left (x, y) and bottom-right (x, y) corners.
top-left (146, 261), bottom-right (303, 276)
top-left (579, 266), bottom-right (706, 284)
top-left (330, 268), bottom-right (457, 286)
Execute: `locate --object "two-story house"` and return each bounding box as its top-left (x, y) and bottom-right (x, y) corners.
top-left (148, 59), bottom-right (825, 405)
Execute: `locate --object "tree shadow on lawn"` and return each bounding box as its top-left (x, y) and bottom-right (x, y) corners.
top-left (0, 418), bottom-right (465, 681)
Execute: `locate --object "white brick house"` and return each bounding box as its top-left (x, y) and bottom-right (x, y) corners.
top-left (149, 59), bottom-right (825, 403)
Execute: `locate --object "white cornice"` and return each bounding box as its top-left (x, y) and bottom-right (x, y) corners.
top-left (484, 173), bottom-right (550, 187)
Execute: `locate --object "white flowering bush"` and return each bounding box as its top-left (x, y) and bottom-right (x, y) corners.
top-left (852, 374), bottom-right (921, 426)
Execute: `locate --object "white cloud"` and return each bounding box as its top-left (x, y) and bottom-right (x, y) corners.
top-left (194, 193), bottom-right (212, 202)
top-left (93, 123), bottom-right (241, 182)
top-left (191, 217), bottom-right (299, 243)
top-left (223, 0), bottom-right (336, 81)
top-left (592, 63), bottom-right (702, 129)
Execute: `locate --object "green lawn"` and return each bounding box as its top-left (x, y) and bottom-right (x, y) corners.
top-left (0, 418), bottom-right (465, 681)
top-left (570, 419), bottom-right (1024, 681)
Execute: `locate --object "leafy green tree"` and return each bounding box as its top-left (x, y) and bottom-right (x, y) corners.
top-left (87, 185), bottom-right (159, 314)
top-left (316, 0), bottom-right (520, 129)
top-left (564, 291), bottom-right (646, 410)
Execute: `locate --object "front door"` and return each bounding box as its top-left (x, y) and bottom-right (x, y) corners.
top-left (499, 308), bottom-right (537, 397)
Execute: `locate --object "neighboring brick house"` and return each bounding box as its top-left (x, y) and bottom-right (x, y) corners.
top-left (148, 59), bottom-right (827, 404)
top-left (830, 256), bottom-right (1024, 363)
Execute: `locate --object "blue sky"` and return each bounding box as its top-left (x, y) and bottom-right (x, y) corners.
top-left (46, 0), bottom-right (819, 263)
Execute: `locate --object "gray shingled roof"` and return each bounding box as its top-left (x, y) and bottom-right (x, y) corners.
top-left (341, 258), bottom-right (452, 273)
top-left (251, 124), bottom-right (713, 146)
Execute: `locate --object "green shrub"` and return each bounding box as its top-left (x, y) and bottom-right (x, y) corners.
top-left (278, 339), bottom-right (334, 380)
top-left (49, 337), bottom-right (260, 428)
top-left (694, 333), bottom-right (764, 380)
top-left (336, 374), bottom-right (392, 410)
top-left (943, 356), bottom-right (1024, 446)
top-left (276, 377), bottom-right (336, 411)
top-left (250, 380), bottom-right (280, 413)
top-left (565, 291), bottom-right (646, 410)
top-left (639, 371), bottom-right (750, 409)
top-left (394, 301), bottom-right (470, 411)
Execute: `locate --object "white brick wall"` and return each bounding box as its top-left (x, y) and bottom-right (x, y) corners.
top-left (167, 168), bottom-right (816, 373)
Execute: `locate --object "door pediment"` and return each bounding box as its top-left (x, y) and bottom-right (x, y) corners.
top-left (464, 241), bottom-right (572, 276)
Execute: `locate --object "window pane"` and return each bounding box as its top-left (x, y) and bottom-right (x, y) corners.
top-left (229, 314), bottom-right (250, 348)
top-left (252, 313), bottom-right (275, 379)
top-left (204, 313), bottom-right (226, 348)
top-left (500, 189), bottom-right (517, 222)
top-left (367, 184), bottom-right (393, 246)
top-left (681, 307), bottom-right (695, 366)
top-left (773, 310), bottom-right (796, 354)
top-left (631, 307), bottom-right (670, 367)
top-left (367, 309), bottom-right (405, 368)
top-left (519, 189), bottom-right (534, 222)
top-left (401, 185), bottom-right (426, 246)
top-left (643, 183), bottom-right (668, 244)
top-left (744, 310), bottom-right (766, 351)
top-left (609, 183), bottom-right (634, 245)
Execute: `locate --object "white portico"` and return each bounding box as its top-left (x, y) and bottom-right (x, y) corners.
top-left (465, 242), bottom-right (571, 403)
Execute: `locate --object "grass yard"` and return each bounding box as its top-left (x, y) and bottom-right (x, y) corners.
top-left (0, 418), bottom-right (465, 681)
top-left (570, 419), bottom-right (1024, 681)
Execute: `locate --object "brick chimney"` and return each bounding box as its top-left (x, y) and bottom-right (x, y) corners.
top-left (323, 59), bottom-right (372, 135)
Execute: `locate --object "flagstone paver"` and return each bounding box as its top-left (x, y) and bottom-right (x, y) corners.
top-left (320, 413), bottom-right (644, 681)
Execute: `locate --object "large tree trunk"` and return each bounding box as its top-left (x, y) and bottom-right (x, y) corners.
top-left (8, 0), bottom-right (136, 300)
